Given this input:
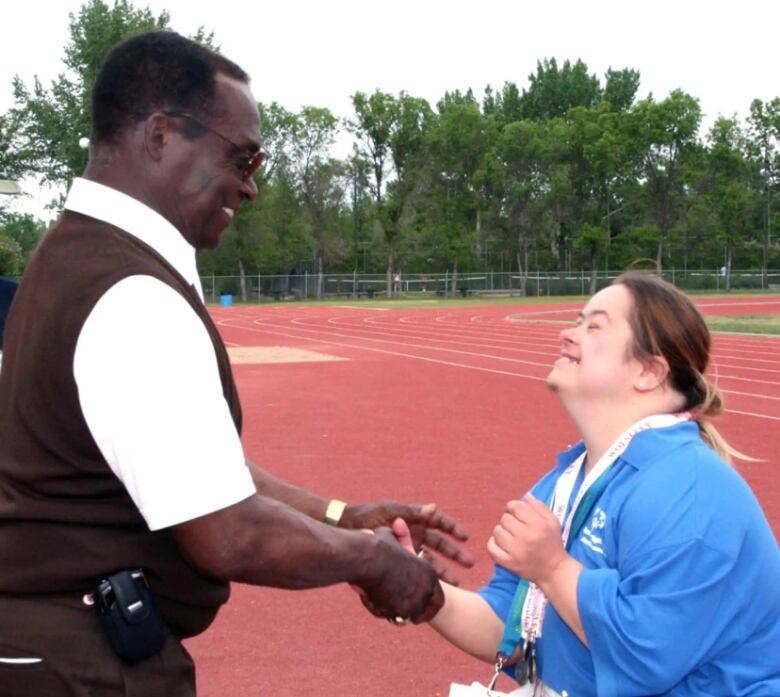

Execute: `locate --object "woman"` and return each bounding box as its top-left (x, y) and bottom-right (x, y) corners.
top-left (399, 272), bottom-right (780, 696)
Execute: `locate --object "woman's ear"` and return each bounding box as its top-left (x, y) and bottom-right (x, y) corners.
top-left (635, 355), bottom-right (670, 392)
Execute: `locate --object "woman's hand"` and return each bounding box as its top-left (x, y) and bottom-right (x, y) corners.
top-left (487, 494), bottom-right (568, 586)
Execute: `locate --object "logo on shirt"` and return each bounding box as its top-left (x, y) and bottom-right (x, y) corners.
top-left (580, 507), bottom-right (607, 556)
top-left (591, 507), bottom-right (607, 530)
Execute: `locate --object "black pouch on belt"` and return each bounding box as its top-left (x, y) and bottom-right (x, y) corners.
top-left (94, 569), bottom-right (166, 664)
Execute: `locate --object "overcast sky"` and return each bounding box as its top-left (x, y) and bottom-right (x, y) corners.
top-left (2, 0), bottom-right (778, 217)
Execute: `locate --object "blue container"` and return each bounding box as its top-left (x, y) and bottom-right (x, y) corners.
top-left (219, 294), bottom-right (233, 307)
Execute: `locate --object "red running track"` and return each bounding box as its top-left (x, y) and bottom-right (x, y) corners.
top-left (186, 297), bottom-right (780, 697)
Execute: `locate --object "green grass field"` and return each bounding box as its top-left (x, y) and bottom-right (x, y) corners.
top-left (705, 315), bottom-right (780, 336)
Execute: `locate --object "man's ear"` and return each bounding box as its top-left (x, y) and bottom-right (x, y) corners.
top-left (635, 355), bottom-right (670, 393)
top-left (143, 113), bottom-right (174, 162)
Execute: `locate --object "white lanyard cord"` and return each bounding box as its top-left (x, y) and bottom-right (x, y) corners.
top-left (521, 412), bottom-right (691, 640)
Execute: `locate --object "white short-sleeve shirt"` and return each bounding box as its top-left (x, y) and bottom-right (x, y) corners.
top-left (68, 178), bottom-right (255, 531)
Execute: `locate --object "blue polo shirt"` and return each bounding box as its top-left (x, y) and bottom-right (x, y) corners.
top-left (478, 421), bottom-right (780, 696)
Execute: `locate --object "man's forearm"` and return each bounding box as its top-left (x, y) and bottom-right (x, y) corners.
top-left (172, 493), bottom-right (443, 622)
top-left (247, 460), bottom-right (330, 522)
top-left (175, 493), bottom-right (374, 589)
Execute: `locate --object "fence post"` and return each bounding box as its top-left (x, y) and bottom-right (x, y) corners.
top-left (305, 271), bottom-right (308, 298)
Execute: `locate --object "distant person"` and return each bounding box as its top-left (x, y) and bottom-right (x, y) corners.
top-left (0, 32), bottom-right (472, 696)
top-left (392, 272), bottom-right (780, 696)
top-left (394, 272), bottom-right (401, 292)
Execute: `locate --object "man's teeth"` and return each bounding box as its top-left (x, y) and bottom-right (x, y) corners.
top-left (223, 208), bottom-right (235, 219)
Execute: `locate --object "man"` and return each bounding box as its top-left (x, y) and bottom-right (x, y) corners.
top-left (0, 32), bottom-right (471, 696)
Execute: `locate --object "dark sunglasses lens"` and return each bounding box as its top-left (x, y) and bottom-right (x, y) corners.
top-left (244, 151), bottom-right (266, 180)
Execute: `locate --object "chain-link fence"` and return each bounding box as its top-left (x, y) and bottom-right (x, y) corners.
top-left (201, 269), bottom-right (780, 303)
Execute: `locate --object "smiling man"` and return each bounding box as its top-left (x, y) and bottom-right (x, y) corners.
top-left (0, 32), bottom-right (471, 696)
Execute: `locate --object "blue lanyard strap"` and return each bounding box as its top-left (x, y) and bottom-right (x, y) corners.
top-left (497, 464), bottom-right (617, 658)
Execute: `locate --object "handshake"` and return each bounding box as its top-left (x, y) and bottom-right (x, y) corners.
top-left (345, 502), bottom-right (474, 626)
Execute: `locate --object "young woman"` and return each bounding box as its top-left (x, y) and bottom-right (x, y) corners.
top-left (399, 272), bottom-right (780, 696)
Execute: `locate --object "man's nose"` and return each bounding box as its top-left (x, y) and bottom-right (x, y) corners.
top-left (241, 175), bottom-right (259, 201)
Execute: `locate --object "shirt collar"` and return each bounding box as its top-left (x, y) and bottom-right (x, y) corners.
top-left (555, 420), bottom-right (700, 470)
top-left (64, 178), bottom-right (203, 301)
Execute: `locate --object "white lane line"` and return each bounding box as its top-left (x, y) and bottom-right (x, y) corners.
top-left (697, 300), bottom-right (780, 308)
top-left (217, 320), bottom-right (548, 381)
top-left (712, 374), bottom-right (780, 387)
top-left (274, 319), bottom-right (555, 368)
top-left (722, 389), bottom-right (780, 402)
top-left (711, 352), bottom-right (780, 366)
top-left (216, 318), bottom-right (780, 422)
top-left (712, 362), bottom-right (780, 375)
top-left (333, 305), bottom-right (390, 311)
top-left (320, 316), bottom-right (561, 356)
top-left (725, 409), bottom-right (780, 422)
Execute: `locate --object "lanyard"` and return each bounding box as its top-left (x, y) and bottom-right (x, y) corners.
top-left (497, 412), bottom-right (690, 658)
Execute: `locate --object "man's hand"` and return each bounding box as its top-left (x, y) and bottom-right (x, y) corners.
top-left (356, 526), bottom-right (444, 624)
top-left (340, 501), bottom-right (474, 585)
top-left (487, 494), bottom-right (568, 586)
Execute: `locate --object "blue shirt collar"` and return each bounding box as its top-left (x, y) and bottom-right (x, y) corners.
top-left (556, 420), bottom-right (701, 470)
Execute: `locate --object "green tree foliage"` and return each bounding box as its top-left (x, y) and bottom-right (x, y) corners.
top-left (520, 58), bottom-right (602, 121)
top-left (3, 5), bottom-right (779, 286)
top-left (6, 1), bottom-right (171, 190)
top-left (0, 213), bottom-right (47, 276)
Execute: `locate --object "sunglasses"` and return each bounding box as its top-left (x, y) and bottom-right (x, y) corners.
top-left (163, 111), bottom-right (266, 181)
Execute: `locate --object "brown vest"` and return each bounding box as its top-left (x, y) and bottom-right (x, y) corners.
top-left (0, 211), bottom-right (242, 637)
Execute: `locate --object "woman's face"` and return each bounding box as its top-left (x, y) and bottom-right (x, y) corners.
top-left (546, 284), bottom-right (643, 406)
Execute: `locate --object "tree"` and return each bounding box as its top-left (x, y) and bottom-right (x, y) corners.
top-left (746, 98), bottom-right (780, 282)
top-left (633, 91), bottom-right (702, 271)
top-left (424, 91), bottom-right (487, 293)
top-left (0, 212), bottom-right (47, 268)
top-left (602, 68), bottom-right (641, 113)
top-left (702, 117), bottom-right (759, 290)
top-left (520, 58), bottom-right (602, 121)
top-left (3, 0), bottom-right (213, 201)
top-left (289, 107), bottom-right (342, 297)
top-left (347, 90), bottom-right (399, 293)
top-left (0, 236), bottom-right (23, 277)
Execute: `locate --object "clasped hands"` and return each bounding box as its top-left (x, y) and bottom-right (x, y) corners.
top-left (351, 494), bottom-right (568, 626)
top-left (344, 501), bottom-right (473, 625)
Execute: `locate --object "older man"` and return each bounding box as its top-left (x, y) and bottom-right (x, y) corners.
top-left (0, 32), bottom-right (470, 696)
